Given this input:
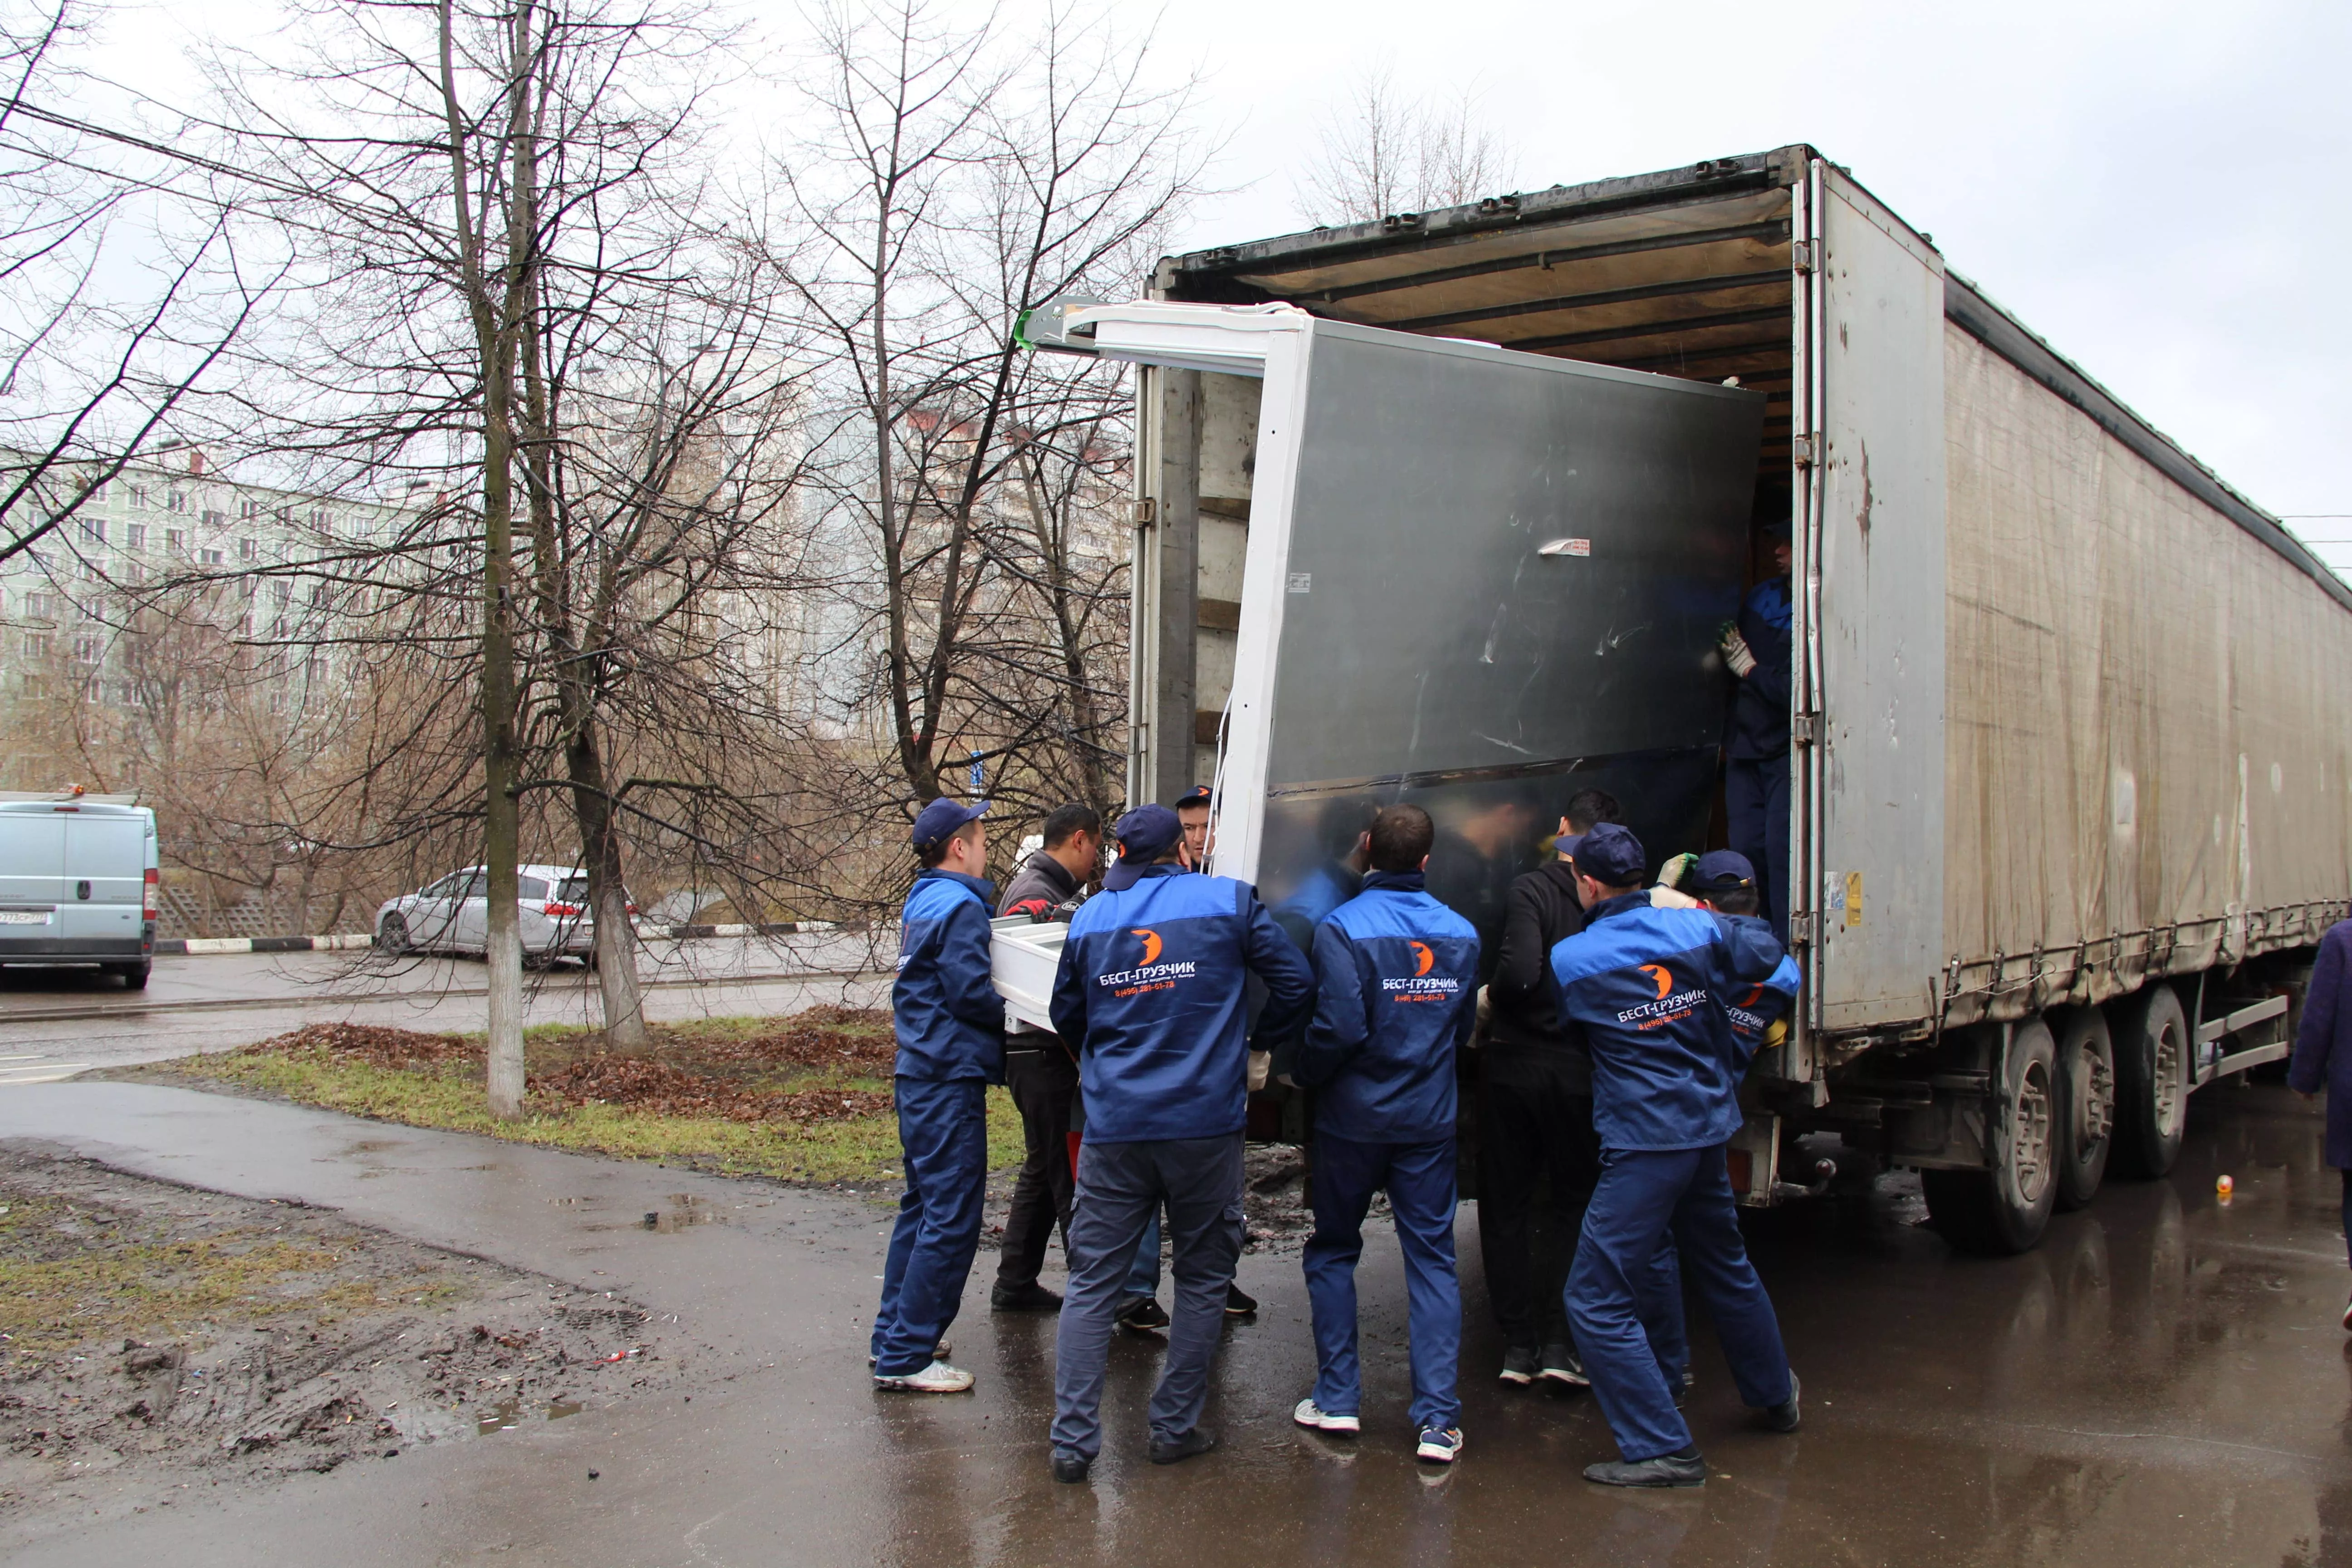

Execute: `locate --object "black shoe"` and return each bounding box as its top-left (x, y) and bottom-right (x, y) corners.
top-left (1224, 1283), bottom-right (1258, 1317)
top-left (1539, 1343), bottom-right (1590, 1388)
top-left (1116, 1296), bottom-right (1171, 1332)
top-left (1148, 1429), bottom-right (1218, 1465)
top-left (1498, 1345), bottom-right (1541, 1386)
top-left (1051, 1450), bottom-right (1092, 1484)
top-left (991, 1282), bottom-right (1064, 1312)
top-left (1583, 1451), bottom-right (1706, 1488)
top-left (1760, 1371), bottom-right (1800, 1433)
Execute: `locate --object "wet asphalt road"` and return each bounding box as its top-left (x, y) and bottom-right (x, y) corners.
top-left (0, 934), bottom-right (890, 1079)
top-left (0, 1077), bottom-right (2347, 1566)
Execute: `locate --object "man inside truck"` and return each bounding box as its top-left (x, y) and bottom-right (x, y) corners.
top-left (1548, 823), bottom-right (1801, 1487)
top-left (1719, 521), bottom-right (1794, 943)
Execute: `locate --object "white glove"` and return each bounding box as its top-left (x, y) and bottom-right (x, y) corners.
top-left (1248, 1049), bottom-right (1271, 1092)
top-left (1649, 885), bottom-right (1702, 909)
top-left (1720, 626), bottom-right (1757, 678)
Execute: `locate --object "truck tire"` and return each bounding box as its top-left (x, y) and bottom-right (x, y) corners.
top-left (1922, 1017), bottom-right (2059, 1255)
top-left (2052, 1007), bottom-right (2114, 1211)
top-left (2110, 985), bottom-right (2190, 1179)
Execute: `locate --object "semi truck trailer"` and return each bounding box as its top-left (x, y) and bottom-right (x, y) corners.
top-left (1015, 144), bottom-right (2351, 1254)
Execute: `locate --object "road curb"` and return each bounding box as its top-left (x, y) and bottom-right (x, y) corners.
top-left (152, 921), bottom-right (861, 957)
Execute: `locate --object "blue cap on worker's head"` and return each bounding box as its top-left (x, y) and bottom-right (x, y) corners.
top-left (1690, 849), bottom-right (1757, 894)
top-left (910, 796), bottom-right (988, 851)
top-left (1568, 822), bottom-right (1646, 887)
top-left (1173, 784), bottom-right (1213, 811)
top-left (1102, 804), bottom-right (1184, 892)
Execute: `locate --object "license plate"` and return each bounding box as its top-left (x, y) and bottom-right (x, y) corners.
top-left (0, 911), bottom-right (50, 925)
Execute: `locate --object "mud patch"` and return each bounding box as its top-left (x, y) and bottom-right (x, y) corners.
top-left (0, 1144), bottom-right (674, 1525)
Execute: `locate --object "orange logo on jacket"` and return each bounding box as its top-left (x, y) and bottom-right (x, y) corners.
top-left (1132, 929), bottom-right (1163, 964)
top-left (1639, 963), bottom-right (1673, 1000)
top-left (1409, 941), bottom-right (1436, 977)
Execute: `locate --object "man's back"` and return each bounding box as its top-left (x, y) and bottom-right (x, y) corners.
top-left (1296, 872), bottom-right (1480, 1144)
top-left (1487, 860), bottom-right (1589, 1066)
top-left (1050, 864), bottom-right (1313, 1143)
top-left (1548, 894), bottom-right (1786, 1151)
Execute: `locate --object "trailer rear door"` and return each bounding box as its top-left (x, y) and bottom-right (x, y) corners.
top-left (1795, 162), bottom-right (1949, 1039)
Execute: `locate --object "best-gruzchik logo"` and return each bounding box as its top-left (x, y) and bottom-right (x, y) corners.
top-left (1617, 963), bottom-right (1707, 1029)
top-left (1724, 983), bottom-right (1770, 1037)
top-left (1098, 928), bottom-right (1198, 998)
top-left (1381, 940), bottom-right (1462, 1003)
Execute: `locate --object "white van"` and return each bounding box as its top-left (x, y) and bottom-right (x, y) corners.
top-left (0, 793), bottom-right (160, 989)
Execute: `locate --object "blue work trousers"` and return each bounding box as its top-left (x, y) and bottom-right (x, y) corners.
top-left (1051, 1134), bottom-right (1245, 1462)
top-left (870, 1078), bottom-right (988, 1377)
top-left (1122, 1209), bottom-right (1165, 1303)
top-left (1567, 1143), bottom-right (1792, 1461)
top-left (1726, 754), bottom-right (1791, 944)
top-left (1303, 1131), bottom-right (1461, 1431)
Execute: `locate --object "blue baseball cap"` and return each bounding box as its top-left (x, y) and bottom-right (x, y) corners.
top-left (1690, 850), bottom-right (1757, 893)
top-left (911, 796), bottom-right (988, 851)
top-left (1566, 822), bottom-right (1646, 887)
top-left (1102, 804), bottom-right (1184, 892)
top-left (1173, 784), bottom-right (1213, 810)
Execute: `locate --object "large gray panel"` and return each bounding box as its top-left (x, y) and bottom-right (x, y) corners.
top-left (1250, 326), bottom-right (1764, 947)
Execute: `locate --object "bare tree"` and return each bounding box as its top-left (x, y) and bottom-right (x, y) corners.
top-left (0, 0), bottom-right (270, 566)
top-left (775, 0), bottom-right (1200, 843)
top-left (1294, 67), bottom-right (1515, 225)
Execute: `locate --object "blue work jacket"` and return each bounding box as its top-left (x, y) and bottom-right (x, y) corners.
top-left (1729, 574), bottom-right (1793, 760)
top-left (1049, 863), bottom-right (1315, 1144)
top-left (1295, 871), bottom-right (1480, 1144)
top-left (2288, 918), bottom-right (2352, 1169)
top-left (1724, 953), bottom-right (1804, 1063)
top-left (1549, 892), bottom-right (1790, 1151)
top-left (892, 869), bottom-right (1005, 1083)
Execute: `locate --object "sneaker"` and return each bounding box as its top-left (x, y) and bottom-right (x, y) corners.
top-left (1116, 1296), bottom-right (1171, 1332)
top-left (1225, 1283), bottom-right (1259, 1316)
top-left (1415, 1425), bottom-right (1465, 1464)
top-left (1760, 1371), bottom-right (1801, 1434)
top-left (1498, 1345), bottom-right (1541, 1386)
top-left (1148, 1428), bottom-right (1218, 1465)
top-left (990, 1282), bottom-right (1064, 1312)
top-left (1050, 1450), bottom-right (1091, 1484)
top-left (873, 1359), bottom-right (974, 1393)
top-left (866, 1339), bottom-right (950, 1368)
top-left (1539, 1343), bottom-right (1590, 1388)
top-left (1292, 1397), bottom-right (1360, 1436)
top-left (1584, 1451), bottom-right (1705, 1488)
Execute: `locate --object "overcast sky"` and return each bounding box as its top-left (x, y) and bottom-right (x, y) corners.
top-left (82, 0), bottom-right (2352, 567)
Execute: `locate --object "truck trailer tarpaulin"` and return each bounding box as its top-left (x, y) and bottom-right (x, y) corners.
top-left (1014, 145), bottom-right (2350, 1254)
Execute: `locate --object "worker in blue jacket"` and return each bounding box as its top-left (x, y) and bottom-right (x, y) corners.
top-left (1287, 804), bottom-right (1479, 1465)
top-left (1688, 850), bottom-right (1803, 1060)
top-left (1549, 823), bottom-right (1802, 1487)
top-left (1720, 522), bottom-right (1794, 942)
top-left (1044, 804), bottom-right (1316, 1483)
top-left (869, 797), bottom-right (1004, 1395)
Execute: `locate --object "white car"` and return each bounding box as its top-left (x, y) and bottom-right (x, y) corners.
top-left (375, 863), bottom-right (604, 963)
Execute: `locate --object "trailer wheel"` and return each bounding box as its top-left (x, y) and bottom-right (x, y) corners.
top-left (2110, 985), bottom-right (2190, 1179)
top-left (2052, 1007), bottom-right (2114, 1211)
top-left (1922, 1018), bottom-right (2059, 1255)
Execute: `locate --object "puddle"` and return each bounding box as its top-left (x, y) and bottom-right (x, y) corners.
top-left (476, 1398), bottom-right (583, 1436)
top-left (586, 1193), bottom-right (723, 1234)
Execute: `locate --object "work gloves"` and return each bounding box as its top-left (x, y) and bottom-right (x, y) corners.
top-left (1720, 623), bottom-right (1758, 678)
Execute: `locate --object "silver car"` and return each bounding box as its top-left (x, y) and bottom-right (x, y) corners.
top-left (375, 863), bottom-right (603, 964)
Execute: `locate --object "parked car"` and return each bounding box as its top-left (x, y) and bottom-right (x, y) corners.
top-left (0, 792), bottom-right (158, 988)
top-left (375, 864), bottom-right (602, 964)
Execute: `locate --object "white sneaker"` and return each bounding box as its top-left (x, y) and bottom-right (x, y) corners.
top-left (1415, 1424), bottom-right (1465, 1463)
top-left (1293, 1396), bottom-right (1360, 1435)
top-left (874, 1359), bottom-right (975, 1393)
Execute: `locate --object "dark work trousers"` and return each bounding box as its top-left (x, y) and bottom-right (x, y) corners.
top-left (870, 1078), bottom-right (988, 1377)
top-left (996, 1043), bottom-right (1079, 1289)
top-left (1050, 1134), bottom-right (1245, 1462)
top-left (1567, 1144), bottom-right (1793, 1461)
top-left (2342, 1168), bottom-right (2351, 1269)
top-left (1476, 1049), bottom-right (1602, 1351)
top-left (1303, 1130), bottom-right (1462, 1431)
top-left (1726, 754), bottom-right (1792, 944)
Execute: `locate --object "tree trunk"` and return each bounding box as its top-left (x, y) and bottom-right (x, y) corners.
top-left (568, 720), bottom-right (648, 1048)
